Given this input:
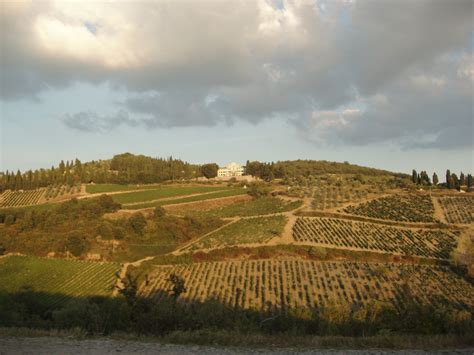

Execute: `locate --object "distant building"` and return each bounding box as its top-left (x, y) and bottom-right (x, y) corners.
top-left (217, 162), bottom-right (245, 178)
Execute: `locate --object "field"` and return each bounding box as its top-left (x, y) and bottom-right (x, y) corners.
top-left (0, 189), bottom-right (46, 207)
top-left (112, 185), bottom-right (234, 205)
top-left (184, 216), bottom-right (287, 252)
top-left (86, 183), bottom-right (162, 194)
top-left (172, 197), bottom-right (303, 218)
top-left (293, 217), bottom-right (457, 259)
top-left (312, 185), bottom-right (370, 210)
top-left (0, 256), bottom-right (120, 307)
top-left (438, 196), bottom-right (474, 224)
top-left (343, 194), bottom-right (436, 223)
top-left (0, 185), bottom-right (82, 208)
top-left (125, 188), bottom-right (248, 209)
top-left (140, 259), bottom-right (474, 312)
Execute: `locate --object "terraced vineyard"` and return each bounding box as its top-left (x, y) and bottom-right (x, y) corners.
top-left (312, 186), bottom-right (369, 210)
top-left (184, 216), bottom-right (287, 252)
top-left (343, 194), bottom-right (436, 223)
top-left (126, 188), bottom-right (247, 210)
top-left (438, 196), bottom-right (474, 224)
top-left (0, 256), bottom-right (120, 307)
top-left (141, 259), bottom-right (474, 312)
top-left (0, 189), bottom-right (46, 207)
top-left (174, 197), bottom-right (302, 218)
top-left (293, 217), bottom-right (457, 259)
top-left (0, 184), bottom-right (82, 208)
top-left (113, 185), bottom-right (234, 205)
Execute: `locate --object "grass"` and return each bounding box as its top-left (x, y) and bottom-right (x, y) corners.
top-left (186, 215), bottom-right (287, 251)
top-left (112, 186), bottom-right (231, 204)
top-left (125, 188), bottom-right (247, 209)
top-left (0, 255), bottom-right (120, 306)
top-left (86, 183), bottom-right (162, 194)
top-left (175, 197), bottom-right (303, 217)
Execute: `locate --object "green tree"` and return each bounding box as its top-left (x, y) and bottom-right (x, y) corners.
top-left (432, 172), bottom-right (439, 186)
top-left (201, 163), bottom-right (219, 179)
top-left (446, 169), bottom-right (452, 188)
top-left (129, 213), bottom-right (147, 235)
top-left (167, 273), bottom-right (187, 300)
top-left (412, 169), bottom-right (417, 184)
top-left (65, 232), bottom-right (89, 257)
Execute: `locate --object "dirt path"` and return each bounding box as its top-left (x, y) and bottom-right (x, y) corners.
top-left (432, 195), bottom-right (448, 224)
top-left (0, 336), bottom-right (471, 354)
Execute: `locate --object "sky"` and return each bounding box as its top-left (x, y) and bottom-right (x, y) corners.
top-left (1, 0), bottom-right (473, 177)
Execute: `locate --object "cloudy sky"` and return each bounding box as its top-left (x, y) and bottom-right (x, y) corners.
top-left (1, 0), bottom-right (473, 175)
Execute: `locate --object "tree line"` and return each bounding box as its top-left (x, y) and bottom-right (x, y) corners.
top-left (0, 153), bottom-right (203, 192)
top-left (411, 169), bottom-right (473, 190)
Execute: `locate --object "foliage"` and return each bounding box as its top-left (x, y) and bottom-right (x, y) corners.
top-left (200, 163), bottom-right (219, 179)
top-left (246, 182), bottom-right (271, 198)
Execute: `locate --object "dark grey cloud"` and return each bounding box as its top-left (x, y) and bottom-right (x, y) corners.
top-left (62, 110), bottom-right (138, 132)
top-left (1, 0), bottom-right (473, 150)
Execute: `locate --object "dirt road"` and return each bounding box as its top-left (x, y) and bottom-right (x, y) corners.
top-left (0, 337), bottom-right (471, 354)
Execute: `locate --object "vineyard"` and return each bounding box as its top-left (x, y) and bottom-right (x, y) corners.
top-left (293, 217), bottom-right (457, 259)
top-left (0, 184), bottom-right (82, 208)
top-left (125, 188), bottom-right (247, 210)
top-left (0, 188), bottom-right (46, 207)
top-left (173, 197), bottom-right (303, 218)
top-left (184, 216), bottom-right (287, 252)
top-left (0, 255), bottom-right (120, 307)
top-left (438, 196), bottom-right (474, 224)
top-left (312, 185), bottom-right (369, 210)
top-left (112, 185), bottom-right (234, 205)
top-left (140, 259), bottom-right (474, 312)
top-left (343, 194), bottom-right (436, 223)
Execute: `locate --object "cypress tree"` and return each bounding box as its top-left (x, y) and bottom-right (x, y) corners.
top-left (432, 172), bottom-right (439, 186)
top-left (412, 169), bottom-right (417, 184)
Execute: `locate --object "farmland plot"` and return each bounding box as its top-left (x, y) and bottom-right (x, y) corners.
top-left (438, 196), bottom-right (474, 224)
top-left (184, 216), bottom-right (287, 252)
top-left (293, 217), bottom-right (457, 259)
top-left (113, 186), bottom-right (233, 205)
top-left (312, 186), bottom-right (369, 210)
top-left (0, 256), bottom-right (120, 307)
top-left (141, 259), bottom-right (473, 312)
top-left (0, 189), bottom-right (46, 207)
top-left (343, 194), bottom-right (436, 223)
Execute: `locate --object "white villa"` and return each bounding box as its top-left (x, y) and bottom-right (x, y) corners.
top-left (217, 162), bottom-right (245, 178)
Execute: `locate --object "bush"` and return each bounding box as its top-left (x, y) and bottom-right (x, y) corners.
top-left (65, 231), bottom-right (90, 257)
top-left (129, 213), bottom-right (147, 235)
top-left (247, 182), bottom-right (271, 198)
top-left (154, 206), bottom-right (166, 218)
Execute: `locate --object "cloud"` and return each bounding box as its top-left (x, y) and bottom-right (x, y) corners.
top-left (1, 0), bottom-right (473, 149)
top-left (62, 110), bottom-right (138, 132)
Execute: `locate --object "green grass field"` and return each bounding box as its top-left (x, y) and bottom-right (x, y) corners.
top-left (176, 197), bottom-right (303, 217)
top-left (124, 188), bottom-right (248, 209)
top-left (112, 185), bottom-right (232, 205)
top-left (186, 215), bottom-right (287, 251)
top-left (86, 183), bottom-right (163, 194)
top-left (0, 256), bottom-right (120, 307)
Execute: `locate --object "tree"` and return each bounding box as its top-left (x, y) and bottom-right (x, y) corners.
top-left (201, 163), bottom-right (219, 179)
top-left (432, 173), bottom-right (439, 186)
top-left (153, 206), bottom-right (166, 218)
top-left (467, 174), bottom-right (473, 190)
top-left (167, 273), bottom-right (186, 299)
top-left (460, 172), bottom-right (466, 186)
top-left (446, 169), bottom-right (452, 188)
top-left (412, 170), bottom-right (417, 184)
top-left (65, 232), bottom-right (89, 257)
top-left (129, 213), bottom-right (147, 235)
